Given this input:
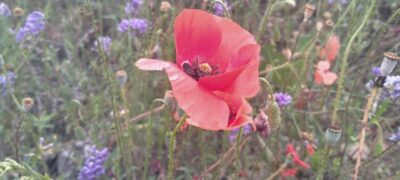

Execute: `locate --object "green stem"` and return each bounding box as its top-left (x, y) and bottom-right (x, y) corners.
top-left (330, 0), bottom-right (376, 126)
top-left (167, 115), bottom-right (186, 180)
top-left (256, 0), bottom-right (274, 42)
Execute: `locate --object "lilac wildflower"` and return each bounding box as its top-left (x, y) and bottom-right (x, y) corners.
top-left (228, 124), bottom-right (252, 143)
top-left (273, 92), bottom-right (292, 107)
top-left (372, 67), bottom-right (381, 76)
top-left (118, 18), bottom-right (148, 34)
top-left (0, 72), bottom-right (16, 96)
top-left (214, 1), bottom-right (230, 16)
top-left (15, 11), bottom-right (45, 42)
top-left (124, 0), bottom-right (142, 15)
top-left (0, 2), bottom-right (11, 16)
top-left (94, 36), bottom-right (112, 54)
top-left (387, 127), bottom-right (400, 142)
top-left (383, 76), bottom-right (400, 99)
top-left (78, 145), bottom-right (109, 180)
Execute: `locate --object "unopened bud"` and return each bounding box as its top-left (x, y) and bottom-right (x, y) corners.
top-left (323, 11), bottom-right (332, 20)
top-left (266, 101), bottom-right (281, 129)
top-left (255, 111), bottom-right (271, 137)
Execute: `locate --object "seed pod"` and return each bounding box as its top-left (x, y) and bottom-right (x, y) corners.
top-left (325, 125), bottom-right (342, 145)
top-left (21, 97), bottom-right (34, 112)
top-left (115, 70), bottom-right (127, 86)
top-left (380, 52), bottom-right (400, 76)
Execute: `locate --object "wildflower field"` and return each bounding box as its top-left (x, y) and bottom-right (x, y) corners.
top-left (1, 0), bottom-right (400, 179)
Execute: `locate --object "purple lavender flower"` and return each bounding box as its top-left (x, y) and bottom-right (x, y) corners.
top-left (273, 92), bottom-right (292, 107)
top-left (0, 72), bottom-right (16, 96)
top-left (228, 124), bottom-right (252, 143)
top-left (387, 127), bottom-right (400, 142)
top-left (0, 2), bottom-right (11, 16)
top-left (94, 36), bottom-right (112, 54)
top-left (372, 67), bottom-right (381, 76)
top-left (124, 0), bottom-right (142, 15)
top-left (214, 1), bottom-right (230, 16)
top-left (15, 11), bottom-right (45, 42)
top-left (383, 76), bottom-right (400, 99)
top-left (328, 0), bottom-right (348, 4)
top-left (78, 145), bottom-right (109, 180)
top-left (118, 18), bottom-right (148, 34)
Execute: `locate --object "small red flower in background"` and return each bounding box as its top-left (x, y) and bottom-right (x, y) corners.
top-left (318, 35), bottom-right (340, 63)
top-left (315, 35), bottom-right (340, 86)
top-left (314, 61), bottom-right (337, 85)
top-left (282, 143), bottom-right (311, 177)
top-left (135, 9), bottom-right (260, 130)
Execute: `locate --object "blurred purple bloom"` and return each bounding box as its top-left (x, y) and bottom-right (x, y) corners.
top-left (124, 0), bottom-right (142, 15)
top-left (16, 11), bottom-right (45, 42)
top-left (94, 36), bottom-right (112, 54)
top-left (78, 145), bottom-right (109, 180)
top-left (328, 0), bottom-right (348, 4)
top-left (0, 72), bottom-right (16, 96)
top-left (273, 92), bottom-right (292, 107)
top-left (0, 2), bottom-right (11, 16)
top-left (214, 1), bottom-right (230, 16)
top-left (387, 127), bottom-right (400, 142)
top-left (118, 18), bottom-right (148, 34)
top-left (383, 76), bottom-right (400, 99)
top-left (372, 67), bottom-right (381, 76)
top-left (228, 124), bottom-right (252, 143)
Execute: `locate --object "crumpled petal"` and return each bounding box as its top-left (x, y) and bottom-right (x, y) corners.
top-left (136, 58), bottom-right (230, 130)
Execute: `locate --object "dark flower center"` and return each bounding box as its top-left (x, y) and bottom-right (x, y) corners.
top-left (181, 59), bottom-right (220, 80)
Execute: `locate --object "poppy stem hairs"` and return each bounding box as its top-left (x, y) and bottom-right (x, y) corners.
top-left (167, 115), bottom-right (186, 180)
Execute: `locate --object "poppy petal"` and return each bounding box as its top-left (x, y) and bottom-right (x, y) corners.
top-left (135, 58), bottom-right (173, 71)
top-left (135, 58), bottom-right (230, 130)
top-left (164, 65), bottom-right (230, 131)
top-left (222, 45), bottom-right (260, 97)
top-left (198, 45), bottom-right (260, 96)
top-left (314, 70), bottom-right (323, 84)
top-left (174, 9), bottom-right (222, 66)
top-left (281, 168), bottom-right (298, 177)
top-left (322, 71), bottom-right (338, 85)
top-left (316, 61), bottom-right (330, 71)
top-left (210, 15), bottom-right (257, 71)
top-left (325, 35), bottom-right (340, 62)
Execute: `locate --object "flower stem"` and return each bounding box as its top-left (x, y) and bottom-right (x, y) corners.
top-left (167, 115), bottom-right (186, 180)
top-left (266, 162), bottom-right (288, 180)
top-left (256, 0), bottom-right (275, 42)
top-left (330, 0), bottom-right (376, 126)
top-left (353, 87), bottom-right (378, 180)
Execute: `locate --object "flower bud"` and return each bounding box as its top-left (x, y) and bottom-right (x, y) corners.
top-left (21, 97), bottom-right (34, 112)
top-left (325, 125), bottom-right (342, 145)
top-left (380, 52), bottom-right (400, 76)
top-left (266, 100), bottom-right (281, 130)
top-left (163, 90), bottom-right (178, 112)
top-left (115, 70), bottom-right (127, 86)
top-left (325, 19), bottom-right (334, 28)
top-left (254, 111), bottom-right (271, 137)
